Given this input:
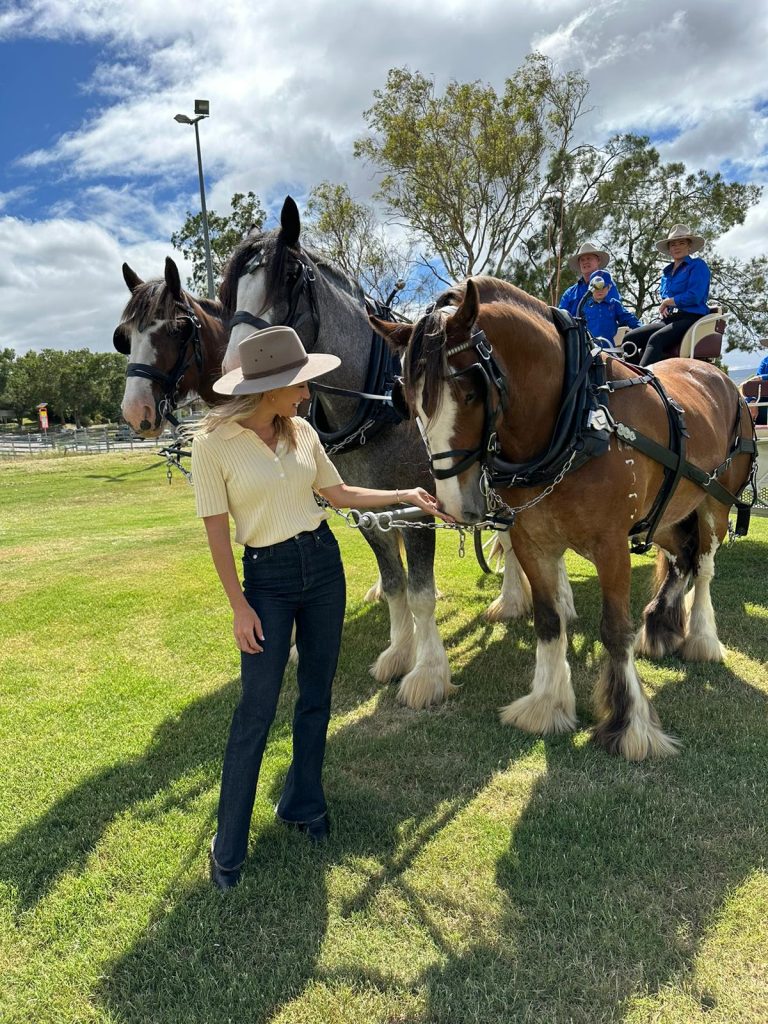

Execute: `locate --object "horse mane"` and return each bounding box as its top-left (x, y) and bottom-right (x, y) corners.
top-left (405, 308), bottom-right (453, 420)
top-left (437, 276), bottom-right (553, 325)
top-left (219, 228), bottom-right (364, 316)
top-left (406, 277), bottom-right (556, 420)
top-left (120, 280), bottom-right (222, 331)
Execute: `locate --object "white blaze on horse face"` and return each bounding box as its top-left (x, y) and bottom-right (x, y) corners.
top-left (222, 269), bottom-right (271, 372)
top-left (416, 377), bottom-right (484, 523)
top-left (121, 321), bottom-right (164, 435)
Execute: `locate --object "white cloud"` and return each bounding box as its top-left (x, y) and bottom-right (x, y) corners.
top-left (0, 216), bottom-right (191, 354)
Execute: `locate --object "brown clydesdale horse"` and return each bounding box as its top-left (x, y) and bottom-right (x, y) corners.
top-left (372, 277), bottom-right (755, 761)
top-left (113, 258), bottom-right (228, 436)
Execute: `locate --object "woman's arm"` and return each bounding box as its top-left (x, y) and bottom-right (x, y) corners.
top-left (317, 483), bottom-right (453, 521)
top-left (202, 513), bottom-right (264, 654)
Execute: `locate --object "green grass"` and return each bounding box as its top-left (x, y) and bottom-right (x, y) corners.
top-left (1, 452), bottom-right (766, 1024)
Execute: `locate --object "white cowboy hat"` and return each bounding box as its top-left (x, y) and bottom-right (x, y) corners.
top-left (567, 241), bottom-right (610, 275)
top-left (213, 325), bottom-right (340, 396)
top-left (655, 224), bottom-right (706, 255)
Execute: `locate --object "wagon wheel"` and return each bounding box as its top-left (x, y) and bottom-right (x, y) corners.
top-left (474, 528), bottom-right (506, 575)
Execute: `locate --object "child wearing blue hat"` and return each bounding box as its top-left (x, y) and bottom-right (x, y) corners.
top-left (579, 270), bottom-right (640, 348)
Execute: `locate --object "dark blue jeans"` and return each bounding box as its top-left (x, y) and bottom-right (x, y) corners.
top-left (213, 521), bottom-right (346, 870)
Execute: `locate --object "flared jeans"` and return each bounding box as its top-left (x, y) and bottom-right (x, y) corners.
top-left (213, 521), bottom-right (346, 870)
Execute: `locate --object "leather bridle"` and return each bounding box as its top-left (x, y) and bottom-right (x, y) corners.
top-left (120, 301), bottom-right (204, 428)
top-left (228, 246), bottom-right (321, 347)
top-left (427, 328), bottom-right (509, 480)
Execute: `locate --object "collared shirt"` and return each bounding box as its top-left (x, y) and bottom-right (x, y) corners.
top-left (659, 255), bottom-right (710, 315)
top-left (582, 296), bottom-right (640, 346)
top-left (192, 416), bottom-right (343, 547)
top-left (558, 276), bottom-right (621, 316)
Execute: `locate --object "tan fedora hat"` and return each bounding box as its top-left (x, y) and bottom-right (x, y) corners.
top-left (655, 223), bottom-right (705, 255)
top-left (567, 241), bottom-right (610, 275)
top-left (213, 325), bottom-right (341, 396)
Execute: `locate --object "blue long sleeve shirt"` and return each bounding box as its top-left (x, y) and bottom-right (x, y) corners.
top-left (758, 354), bottom-right (768, 380)
top-left (582, 296), bottom-right (640, 346)
top-left (659, 255), bottom-right (710, 315)
top-left (558, 277), bottom-right (620, 316)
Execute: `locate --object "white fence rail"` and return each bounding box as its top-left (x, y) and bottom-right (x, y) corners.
top-left (0, 423), bottom-right (199, 459)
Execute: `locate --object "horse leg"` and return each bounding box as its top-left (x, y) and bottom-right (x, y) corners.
top-left (485, 533), bottom-right (575, 623)
top-left (485, 533), bottom-right (533, 621)
top-left (363, 576), bottom-right (383, 602)
top-left (397, 527), bottom-right (455, 709)
top-left (680, 503), bottom-right (727, 662)
top-left (635, 516), bottom-right (697, 659)
top-left (499, 553), bottom-right (577, 734)
top-left (365, 531), bottom-right (417, 684)
top-left (593, 546), bottom-right (679, 760)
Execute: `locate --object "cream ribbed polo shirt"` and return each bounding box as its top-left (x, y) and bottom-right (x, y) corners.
top-left (191, 417), bottom-right (343, 547)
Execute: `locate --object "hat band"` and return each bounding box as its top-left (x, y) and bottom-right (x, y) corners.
top-left (242, 355), bottom-right (309, 380)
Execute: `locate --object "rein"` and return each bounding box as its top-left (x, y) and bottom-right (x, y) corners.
top-left (124, 300), bottom-right (204, 428)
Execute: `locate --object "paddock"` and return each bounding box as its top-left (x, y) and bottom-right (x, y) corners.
top-left (1, 452), bottom-right (766, 1024)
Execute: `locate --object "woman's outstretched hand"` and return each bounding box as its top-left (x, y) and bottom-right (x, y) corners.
top-left (402, 487), bottom-right (455, 523)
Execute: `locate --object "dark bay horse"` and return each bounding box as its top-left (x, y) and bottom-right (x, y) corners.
top-left (219, 197), bottom-right (459, 708)
top-left (371, 276), bottom-right (755, 760)
top-left (114, 257), bottom-right (228, 435)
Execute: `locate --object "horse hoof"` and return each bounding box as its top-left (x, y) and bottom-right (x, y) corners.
top-left (397, 665), bottom-right (457, 709)
top-left (592, 719), bottom-right (681, 760)
top-left (634, 625), bottom-right (684, 660)
top-left (362, 578), bottom-right (383, 603)
top-left (499, 694), bottom-right (577, 735)
top-left (679, 633), bottom-right (725, 662)
top-left (370, 643), bottom-right (415, 684)
top-left (483, 594), bottom-right (531, 621)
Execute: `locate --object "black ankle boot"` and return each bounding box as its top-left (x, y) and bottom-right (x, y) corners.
top-left (209, 837), bottom-right (241, 891)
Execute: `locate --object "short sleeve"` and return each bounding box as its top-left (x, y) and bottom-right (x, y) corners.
top-left (191, 435), bottom-right (229, 517)
top-left (307, 425), bottom-right (343, 489)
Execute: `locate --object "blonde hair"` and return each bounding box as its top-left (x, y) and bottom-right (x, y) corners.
top-left (194, 392), bottom-right (297, 448)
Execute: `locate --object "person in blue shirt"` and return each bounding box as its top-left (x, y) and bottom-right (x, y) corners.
top-left (622, 224), bottom-right (711, 366)
top-left (558, 240), bottom-right (621, 316)
top-left (754, 350), bottom-right (768, 425)
top-left (579, 270), bottom-right (640, 347)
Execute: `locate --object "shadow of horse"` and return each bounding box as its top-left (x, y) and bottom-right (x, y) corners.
top-left (410, 655), bottom-right (768, 1023)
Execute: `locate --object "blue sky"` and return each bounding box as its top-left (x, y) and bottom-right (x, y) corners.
top-left (1, 0), bottom-right (767, 371)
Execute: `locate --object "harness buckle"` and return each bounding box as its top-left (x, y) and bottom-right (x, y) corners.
top-left (476, 338), bottom-right (493, 361)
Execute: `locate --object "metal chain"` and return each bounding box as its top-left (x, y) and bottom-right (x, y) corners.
top-left (479, 450), bottom-right (579, 523)
top-left (316, 497), bottom-right (473, 556)
top-left (322, 419), bottom-right (377, 457)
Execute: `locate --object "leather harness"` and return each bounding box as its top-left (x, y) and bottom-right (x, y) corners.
top-left (429, 308), bottom-right (759, 550)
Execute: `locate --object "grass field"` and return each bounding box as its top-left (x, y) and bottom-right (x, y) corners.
top-left (1, 452), bottom-right (766, 1024)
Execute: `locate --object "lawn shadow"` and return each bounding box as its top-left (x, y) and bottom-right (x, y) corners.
top-left (0, 680), bottom-right (238, 911)
top-left (410, 658), bottom-right (768, 1023)
top-left (96, 604), bottom-right (545, 1024)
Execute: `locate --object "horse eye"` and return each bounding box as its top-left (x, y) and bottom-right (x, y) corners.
top-left (463, 391), bottom-right (476, 406)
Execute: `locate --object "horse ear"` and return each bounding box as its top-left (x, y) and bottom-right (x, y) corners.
top-left (280, 196), bottom-right (301, 247)
top-left (369, 316), bottom-right (412, 351)
top-left (122, 263), bottom-right (143, 292)
top-left (165, 257), bottom-right (182, 299)
top-left (452, 278), bottom-right (480, 331)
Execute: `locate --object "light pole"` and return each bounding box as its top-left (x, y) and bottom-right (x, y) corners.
top-left (174, 99), bottom-right (215, 300)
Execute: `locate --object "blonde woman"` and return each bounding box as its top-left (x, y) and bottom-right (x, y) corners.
top-left (192, 325), bottom-right (446, 891)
